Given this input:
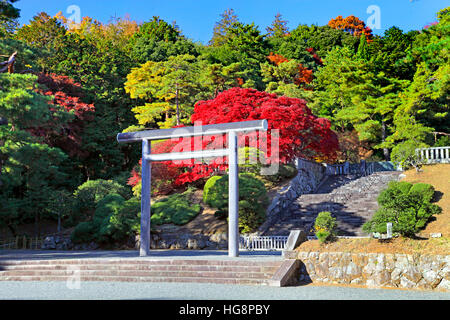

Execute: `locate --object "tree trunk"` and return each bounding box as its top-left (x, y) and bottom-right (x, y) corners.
top-left (35, 210), bottom-right (40, 238)
top-left (7, 224), bottom-right (16, 238)
top-left (0, 51), bottom-right (17, 73)
top-left (57, 212), bottom-right (61, 234)
top-left (381, 121), bottom-right (390, 161)
top-left (175, 85), bottom-right (180, 126)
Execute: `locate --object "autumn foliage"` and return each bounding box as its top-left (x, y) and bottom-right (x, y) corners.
top-left (192, 87), bottom-right (338, 161)
top-left (128, 141), bottom-right (185, 195)
top-left (267, 52), bottom-right (314, 86)
top-left (294, 64), bottom-right (314, 86)
top-left (31, 73), bottom-right (95, 158)
top-left (306, 47), bottom-right (323, 65)
top-left (328, 15), bottom-right (373, 40)
top-left (128, 88), bottom-right (339, 190)
top-left (267, 52), bottom-right (289, 65)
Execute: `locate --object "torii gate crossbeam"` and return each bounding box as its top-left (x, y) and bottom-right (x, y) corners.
top-left (117, 120), bottom-right (268, 257)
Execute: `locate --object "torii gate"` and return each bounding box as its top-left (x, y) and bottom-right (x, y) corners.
top-left (117, 120), bottom-right (268, 257)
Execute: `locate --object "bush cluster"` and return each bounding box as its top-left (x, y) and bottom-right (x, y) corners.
top-left (151, 189), bottom-right (201, 225)
top-left (71, 194), bottom-right (140, 245)
top-left (203, 173), bottom-right (269, 233)
top-left (362, 181), bottom-right (442, 237)
top-left (67, 179), bottom-right (131, 227)
top-left (313, 211), bottom-right (337, 243)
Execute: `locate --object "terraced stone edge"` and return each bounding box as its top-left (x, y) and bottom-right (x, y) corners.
top-left (268, 259), bottom-right (301, 287)
top-left (283, 250), bottom-right (450, 291)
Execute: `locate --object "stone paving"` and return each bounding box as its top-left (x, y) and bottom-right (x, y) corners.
top-left (0, 249), bottom-right (282, 261)
top-left (265, 172), bottom-right (402, 236)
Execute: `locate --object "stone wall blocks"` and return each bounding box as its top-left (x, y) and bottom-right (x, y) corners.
top-left (422, 270), bottom-right (442, 288)
top-left (390, 268), bottom-right (402, 286)
top-left (437, 278), bottom-right (450, 291)
top-left (400, 276), bottom-right (417, 289)
top-left (289, 250), bottom-right (448, 291)
top-left (400, 266), bottom-right (423, 285)
top-left (318, 252), bottom-right (329, 264)
top-left (308, 252), bottom-right (319, 260)
top-left (374, 270), bottom-right (391, 287)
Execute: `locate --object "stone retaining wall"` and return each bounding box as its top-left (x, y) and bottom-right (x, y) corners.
top-left (150, 232), bottom-right (229, 250)
top-left (40, 233), bottom-right (230, 251)
top-left (259, 158), bottom-right (326, 234)
top-left (284, 250), bottom-right (449, 291)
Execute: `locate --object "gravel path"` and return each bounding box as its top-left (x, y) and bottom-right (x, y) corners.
top-left (0, 281), bottom-right (448, 300)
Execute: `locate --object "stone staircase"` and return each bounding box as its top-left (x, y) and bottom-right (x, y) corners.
top-left (264, 172), bottom-right (402, 236)
top-left (0, 258), bottom-right (282, 285)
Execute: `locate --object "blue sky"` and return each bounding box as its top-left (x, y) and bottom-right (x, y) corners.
top-left (16, 0), bottom-right (448, 44)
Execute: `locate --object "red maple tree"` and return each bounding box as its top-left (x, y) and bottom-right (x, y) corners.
top-left (29, 73), bottom-right (95, 158)
top-left (191, 88), bottom-right (338, 162)
top-left (128, 88), bottom-right (339, 189)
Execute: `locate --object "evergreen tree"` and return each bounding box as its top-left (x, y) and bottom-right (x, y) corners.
top-left (209, 8), bottom-right (239, 47)
top-left (0, 73), bottom-right (72, 236)
top-left (266, 13), bottom-right (289, 38)
top-left (0, 0), bottom-right (19, 37)
top-left (356, 33), bottom-right (369, 60)
top-left (125, 55), bottom-right (203, 129)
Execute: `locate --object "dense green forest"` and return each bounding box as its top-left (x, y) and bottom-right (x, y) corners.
top-left (0, 0), bottom-right (448, 239)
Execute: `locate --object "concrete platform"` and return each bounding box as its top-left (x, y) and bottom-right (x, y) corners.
top-left (0, 250), bottom-right (282, 261)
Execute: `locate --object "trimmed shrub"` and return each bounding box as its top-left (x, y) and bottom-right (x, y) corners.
top-left (203, 175), bottom-right (223, 208)
top-left (377, 181), bottom-right (413, 208)
top-left (151, 189), bottom-right (201, 226)
top-left (363, 182), bottom-right (442, 237)
top-left (68, 179), bottom-right (130, 226)
top-left (203, 173), bottom-right (269, 233)
top-left (71, 194), bottom-right (140, 245)
top-left (94, 194), bottom-right (126, 221)
top-left (409, 183), bottom-right (435, 202)
top-left (92, 193), bottom-right (126, 242)
top-left (71, 222), bottom-right (95, 244)
top-left (313, 211), bottom-right (337, 244)
top-left (97, 197), bottom-right (141, 243)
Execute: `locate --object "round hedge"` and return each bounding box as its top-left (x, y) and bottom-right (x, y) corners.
top-left (203, 173), bottom-right (269, 233)
top-left (363, 181), bottom-right (441, 237)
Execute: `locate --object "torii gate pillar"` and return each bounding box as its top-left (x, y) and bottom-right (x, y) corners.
top-left (140, 139), bottom-right (151, 257)
top-left (228, 131), bottom-right (239, 257)
top-left (117, 120), bottom-right (268, 258)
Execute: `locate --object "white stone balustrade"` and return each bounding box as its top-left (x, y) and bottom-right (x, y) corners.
top-left (416, 146), bottom-right (450, 164)
top-left (239, 236), bottom-right (288, 251)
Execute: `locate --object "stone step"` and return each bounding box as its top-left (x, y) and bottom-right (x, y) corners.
top-left (0, 275), bottom-right (268, 285)
top-left (264, 171), bottom-right (401, 236)
top-left (0, 259), bottom-right (283, 285)
top-left (0, 264), bottom-right (279, 273)
top-left (0, 269), bottom-right (275, 279)
top-left (0, 259), bottom-right (281, 267)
